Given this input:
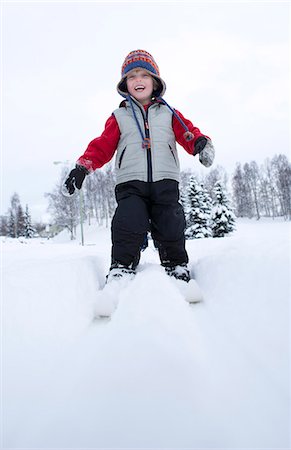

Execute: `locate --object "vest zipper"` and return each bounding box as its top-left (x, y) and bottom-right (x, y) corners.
top-left (144, 112), bottom-right (153, 183)
top-left (130, 98), bottom-right (153, 183)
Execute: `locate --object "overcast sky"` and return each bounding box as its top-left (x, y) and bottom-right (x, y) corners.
top-left (1, 1), bottom-right (290, 220)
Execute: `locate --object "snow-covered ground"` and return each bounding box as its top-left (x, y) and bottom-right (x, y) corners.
top-left (2, 219), bottom-right (290, 449)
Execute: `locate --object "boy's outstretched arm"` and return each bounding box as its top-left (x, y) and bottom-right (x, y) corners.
top-left (77, 115), bottom-right (120, 172)
top-left (173, 110), bottom-right (215, 167)
top-left (62, 115), bottom-right (120, 196)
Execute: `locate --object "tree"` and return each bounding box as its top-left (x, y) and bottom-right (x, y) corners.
top-left (0, 216), bottom-right (8, 236)
top-left (271, 154), bottom-right (291, 220)
top-left (7, 193), bottom-right (26, 238)
top-left (211, 181), bottom-right (236, 237)
top-left (243, 162), bottom-right (261, 219)
top-left (45, 168), bottom-right (80, 240)
top-left (16, 204), bottom-right (25, 237)
top-left (203, 165), bottom-right (228, 203)
top-left (185, 176), bottom-right (212, 239)
top-left (179, 169), bottom-right (194, 211)
top-left (231, 154), bottom-right (291, 220)
top-left (83, 164), bottom-right (116, 227)
top-left (34, 222), bottom-right (47, 237)
top-left (24, 204), bottom-right (35, 238)
top-left (232, 163), bottom-right (253, 218)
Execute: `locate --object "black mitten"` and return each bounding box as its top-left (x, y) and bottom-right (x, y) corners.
top-left (63, 165), bottom-right (88, 196)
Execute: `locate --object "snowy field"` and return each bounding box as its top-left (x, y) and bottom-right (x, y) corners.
top-left (2, 218), bottom-right (290, 449)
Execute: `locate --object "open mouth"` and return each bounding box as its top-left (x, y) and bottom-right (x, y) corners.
top-left (134, 85), bottom-right (145, 92)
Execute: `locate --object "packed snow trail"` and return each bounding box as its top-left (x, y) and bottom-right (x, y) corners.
top-left (2, 220), bottom-right (290, 448)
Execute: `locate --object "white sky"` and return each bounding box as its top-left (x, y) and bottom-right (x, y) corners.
top-left (1, 1), bottom-right (290, 220)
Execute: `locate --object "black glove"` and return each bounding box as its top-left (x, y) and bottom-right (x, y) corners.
top-left (63, 165), bottom-right (88, 196)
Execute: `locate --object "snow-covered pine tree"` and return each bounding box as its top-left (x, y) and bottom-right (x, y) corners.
top-left (6, 193), bottom-right (27, 237)
top-left (179, 169), bottom-right (196, 215)
top-left (16, 204), bottom-right (25, 237)
top-left (24, 204), bottom-right (35, 238)
top-left (0, 215), bottom-right (8, 236)
top-left (211, 181), bottom-right (236, 237)
top-left (185, 176), bottom-right (212, 239)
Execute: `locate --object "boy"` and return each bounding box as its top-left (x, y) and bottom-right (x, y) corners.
top-left (63, 50), bottom-right (215, 283)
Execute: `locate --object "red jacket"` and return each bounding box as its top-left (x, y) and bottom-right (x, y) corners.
top-left (77, 105), bottom-right (207, 172)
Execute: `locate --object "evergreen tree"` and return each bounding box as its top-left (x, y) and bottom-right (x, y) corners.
top-left (179, 169), bottom-right (195, 211)
top-left (16, 204), bottom-right (25, 237)
top-left (8, 209), bottom-right (16, 238)
top-left (24, 204), bottom-right (35, 238)
top-left (211, 181), bottom-right (236, 237)
top-left (185, 176), bottom-right (212, 239)
top-left (0, 216), bottom-right (8, 236)
top-left (8, 193), bottom-right (21, 237)
top-left (6, 193), bottom-right (27, 237)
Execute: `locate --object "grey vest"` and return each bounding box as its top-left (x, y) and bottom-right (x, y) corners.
top-left (113, 100), bottom-right (180, 185)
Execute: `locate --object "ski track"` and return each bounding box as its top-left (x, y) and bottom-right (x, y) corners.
top-left (2, 220), bottom-right (290, 448)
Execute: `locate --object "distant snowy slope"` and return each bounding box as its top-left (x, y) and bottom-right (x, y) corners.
top-left (2, 219), bottom-right (290, 448)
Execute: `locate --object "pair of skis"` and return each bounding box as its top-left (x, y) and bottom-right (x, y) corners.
top-left (94, 270), bottom-right (204, 320)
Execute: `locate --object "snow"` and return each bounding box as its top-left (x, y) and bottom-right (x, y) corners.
top-left (2, 219), bottom-right (290, 449)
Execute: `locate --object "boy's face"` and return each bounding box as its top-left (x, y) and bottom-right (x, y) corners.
top-left (126, 69), bottom-right (154, 105)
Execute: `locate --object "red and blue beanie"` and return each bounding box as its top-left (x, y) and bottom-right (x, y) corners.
top-left (117, 50), bottom-right (166, 98)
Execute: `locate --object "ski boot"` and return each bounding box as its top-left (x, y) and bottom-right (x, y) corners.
top-left (164, 263), bottom-right (191, 283)
top-left (106, 261), bottom-right (136, 284)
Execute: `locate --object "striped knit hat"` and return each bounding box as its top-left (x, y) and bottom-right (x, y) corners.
top-left (117, 50), bottom-right (166, 98)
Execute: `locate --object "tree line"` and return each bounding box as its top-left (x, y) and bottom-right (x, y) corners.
top-left (44, 163), bottom-right (236, 241)
top-left (183, 153), bottom-right (290, 221)
top-left (232, 154), bottom-right (290, 220)
top-left (44, 164), bottom-right (116, 240)
top-left (0, 193), bottom-right (40, 238)
top-left (1, 153), bottom-right (290, 239)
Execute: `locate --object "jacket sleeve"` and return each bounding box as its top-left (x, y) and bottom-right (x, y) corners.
top-left (172, 109), bottom-right (210, 155)
top-left (77, 114), bottom-right (120, 172)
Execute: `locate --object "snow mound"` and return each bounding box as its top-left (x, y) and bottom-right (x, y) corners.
top-left (2, 219), bottom-right (290, 448)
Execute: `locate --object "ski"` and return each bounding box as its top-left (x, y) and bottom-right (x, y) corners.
top-left (170, 278), bottom-right (204, 304)
top-left (94, 276), bottom-right (133, 319)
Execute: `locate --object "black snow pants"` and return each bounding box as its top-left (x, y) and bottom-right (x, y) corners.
top-left (111, 179), bottom-right (188, 268)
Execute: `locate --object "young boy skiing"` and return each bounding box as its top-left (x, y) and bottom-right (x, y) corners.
top-left (63, 50), bottom-right (215, 283)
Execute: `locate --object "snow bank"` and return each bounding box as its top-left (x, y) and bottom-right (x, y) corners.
top-left (2, 219), bottom-right (290, 448)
